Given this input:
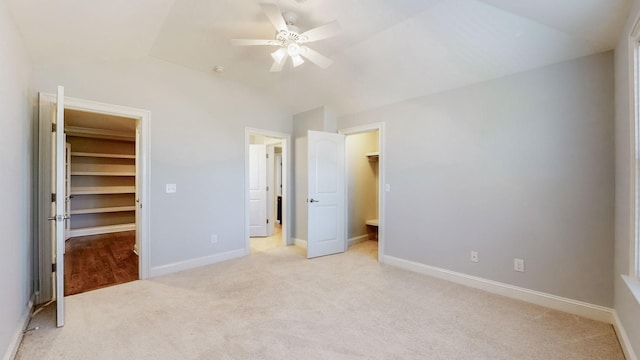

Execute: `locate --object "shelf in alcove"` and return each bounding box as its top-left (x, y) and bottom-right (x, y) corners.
top-left (71, 152), bottom-right (135, 159)
top-left (71, 206), bottom-right (136, 215)
top-left (70, 186), bottom-right (135, 195)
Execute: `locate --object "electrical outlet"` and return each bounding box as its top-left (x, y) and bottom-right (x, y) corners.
top-left (211, 234), bottom-right (218, 244)
top-left (514, 258), bottom-right (525, 272)
top-left (166, 184), bottom-right (177, 193)
top-left (470, 251), bottom-right (478, 263)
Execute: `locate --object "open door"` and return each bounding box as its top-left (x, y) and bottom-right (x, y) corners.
top-left (266, 145), bottom-right (275, 236)
top-left (52, 86), bottom-right (66, 327)
top-left (64, 143), bottom-right (71, 241)
top-left (249, 144), bottom-right (268, 236)
top-left (134, 126), bottom-right (140, 255)
top-left (307, 130), bottom-right (346, 258)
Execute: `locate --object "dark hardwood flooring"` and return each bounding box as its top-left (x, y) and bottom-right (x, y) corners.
top-left (64, 231), bottom-right (138, 296)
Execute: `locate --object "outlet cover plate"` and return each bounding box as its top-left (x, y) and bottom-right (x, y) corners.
top-left (514, 258), bottom-right (525, 272)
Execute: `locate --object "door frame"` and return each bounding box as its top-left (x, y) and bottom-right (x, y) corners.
top-left (339, 122), bottom-right (386, 263)
top-left (244, 128), bottom-right (291, 253)
top-left (37, 93), bottom-right (151, 304)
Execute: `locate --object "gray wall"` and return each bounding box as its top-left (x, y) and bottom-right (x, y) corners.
top-left (0, 1), bottom-right (33, 357)
top-left (34, 57), bottom-right (292, 270)
top-left (339, 52), bottom-right (615, 306)
top-left (614, 0), bottom-right (640, 355)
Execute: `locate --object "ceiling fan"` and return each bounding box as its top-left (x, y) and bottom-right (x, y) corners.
top-left (231, 3), bottom-right (341, 72)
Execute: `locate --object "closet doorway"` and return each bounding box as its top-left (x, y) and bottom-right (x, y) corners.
top-left (36, 93), bottom-right (150, 308)
top-left (245, 128), bottom-right (291, 255)
top-left (340, 123), bottom-right (385, 262)
top-left (63, 109), bottom-right (139, 295)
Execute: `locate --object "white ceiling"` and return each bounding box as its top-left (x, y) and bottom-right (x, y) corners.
top-left (6, 0), bottom-right (630, 115)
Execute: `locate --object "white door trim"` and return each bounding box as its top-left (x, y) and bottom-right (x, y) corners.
top-left (39, 93), bottom-right (151, 283)
top-left (245, 128), bottom-right (291, 254)
top-left (339, 122), bottom-right (386, 263)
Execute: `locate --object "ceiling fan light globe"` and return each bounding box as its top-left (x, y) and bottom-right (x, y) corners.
top-left (291, 55), bottom-right (304, 67)
top-left (271, 48), bottom-right (287, 64)
top-left (287, 43), bottom-right (301, 56)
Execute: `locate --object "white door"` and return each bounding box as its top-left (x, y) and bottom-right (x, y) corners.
top-left (266, 145), bottom-right (275, 236)
top-left (53, 86), bottom-right (66, 327)
top-left (134, 126), bottom-right (140, 255)
top-left (275, 153), bottom-right (283, 197)
top-left (64, 143), bottom-right (71, 241)
top-left (307, 130), bottom-right (346, 258)
top-left (249, 144), bottom-right (267, 237)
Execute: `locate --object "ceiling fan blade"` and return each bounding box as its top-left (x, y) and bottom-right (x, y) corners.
top-left (270, 59), bottom-right (286, 72)
top-left (299, 21), bottom-right (341, 43)
top-left (260, 3), bottom-right (288, 32)
top-left (301, 47), bottom-right (333, 69)
top-left (230, 39), bottom-right (274, 46)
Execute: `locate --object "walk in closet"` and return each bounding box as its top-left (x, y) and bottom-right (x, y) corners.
top-left (346, 130), bottom-right (379, 247)
top-left (65, 109), bottom-right (138, 238)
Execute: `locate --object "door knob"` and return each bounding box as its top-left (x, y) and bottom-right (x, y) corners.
top-left (308, 198), bottom-right (319, 203)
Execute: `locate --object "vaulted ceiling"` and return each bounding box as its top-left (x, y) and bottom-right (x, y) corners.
top-left (6, 0), bottom-right (630, 115)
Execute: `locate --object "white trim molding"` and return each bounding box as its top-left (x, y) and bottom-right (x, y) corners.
top-left (2, 298), bottom-right (33, 360)
top-left (622, 275), bottom-right (640, 305)
top-left (149, 249), bottom-right (245, 278)
top-left (293, 238), bottom-right (307, 249)
top-left (629, 14), bottom-right (640, 283)
top-left (39, 93), bottom-right (152, 281)
top-left (339, 122), bottom-right (386, 264)
top-left (244, 128), bottom-right (292, 255)
top-left (69, 224), bottom-right (136, 238)
top-left (348, 235), bottom-right (369, 247)
top-left (384, 255), bottom-right (614, 324)
top-left (613, 310), bottom-right (639, 360)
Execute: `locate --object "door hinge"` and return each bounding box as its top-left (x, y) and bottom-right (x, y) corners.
top-left (52, 123), bottom-right (56, 132)
top-left (266, 153), bottom-right (269, 159)
top-left (266, 219), bottom-right (269, 224)
top-left (266, 186), bottom-right (269, 191)
top-left (51, 193), bottom-right (56, 202)
top-left (52, 263), bottom-right (56, 272)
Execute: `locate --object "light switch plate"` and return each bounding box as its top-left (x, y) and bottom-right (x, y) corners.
top-left (166, 184), bottom-right (177, 193)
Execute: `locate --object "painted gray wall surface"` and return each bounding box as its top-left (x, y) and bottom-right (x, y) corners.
top-left (346, 131), bottom-right (378, 239)
top-left (292, 107), bottom-right (325, 138)
top-left (0, 1), bottom-right (33, 357)
top-left (614, 0), bottom-right (640, 354)
top-left (339, 52), bottom-right (615, 306)
top-left (34, 57), bottom-right (291, 269)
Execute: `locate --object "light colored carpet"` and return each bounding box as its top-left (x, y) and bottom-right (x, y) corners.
top-left (17, 241), bottom-right (624, 360)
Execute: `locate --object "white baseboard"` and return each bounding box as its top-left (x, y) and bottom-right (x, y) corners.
top-left (348, 235), bottom-right (369, 247)
top-left (149, 249), bottom-right (245, 278)
top-left (70, 223), bottom-right (136, 238)
top-left (613, 310), bottom-right (638, 360)
top-left (293, 236), bottom-right (367, 249)
top-left (3, 298), bottom-right (33, 360)
top-left (384, 255), bottom-right (614, 324)
top-left (293, 238), bottom-right (307, 249)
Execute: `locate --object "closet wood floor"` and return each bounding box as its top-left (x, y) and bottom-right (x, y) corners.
top-left (64, 231), bottom-right (138, 296)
